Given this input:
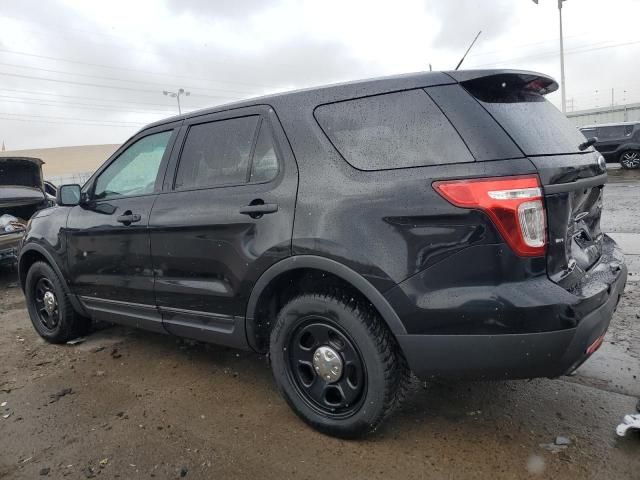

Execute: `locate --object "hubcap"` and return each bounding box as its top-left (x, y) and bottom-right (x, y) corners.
top-left (312, 345), bottom-right (343, 383)
top-left (287, 320), bottom-right (366, 418)
top-left (43, 291), bottom-right (57, 314)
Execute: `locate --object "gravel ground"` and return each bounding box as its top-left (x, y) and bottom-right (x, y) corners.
top-left (0, 166), bottom-right (638, 479)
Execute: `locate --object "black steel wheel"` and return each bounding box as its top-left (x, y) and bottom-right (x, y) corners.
top-left (33, 277), bottom-right (60, 331)
top-left (270, 292), bottom-right (408, 438)
top-left (287, 319), bottom-right (366, 419)
top-left (25, 261), bottom-right (89, 343)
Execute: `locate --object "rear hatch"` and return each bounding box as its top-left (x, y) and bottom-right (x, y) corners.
top-left (0, 156), bottom-right (47, 219)
top-left (453, 71), bottom-right (611, 292)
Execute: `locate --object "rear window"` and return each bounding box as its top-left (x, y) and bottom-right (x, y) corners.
top-left (0, 160), bottom-right (42, 188)
top-left (314, 89), bottom-right (473, 170)
top-left (463, 78), bottom-right (588, 156)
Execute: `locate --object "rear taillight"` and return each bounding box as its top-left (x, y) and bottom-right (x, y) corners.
top-left (433, 175), bottom-right (546, 257)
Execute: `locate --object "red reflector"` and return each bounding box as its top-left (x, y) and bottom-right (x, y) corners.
top-left (586, 333), bottom-right (606, 355)
top-left (433, 175), bottom-right (547, 257)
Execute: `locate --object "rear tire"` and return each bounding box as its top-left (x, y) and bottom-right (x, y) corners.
top-left (25, 261), bottom-right (89, 343)
top-left (269, 292), bottom-right (407, 438)
top-left (620, 150), bottom-right (640, 169)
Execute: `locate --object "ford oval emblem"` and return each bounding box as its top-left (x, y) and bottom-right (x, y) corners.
top-left (597, 155), bottom-right (606, 171)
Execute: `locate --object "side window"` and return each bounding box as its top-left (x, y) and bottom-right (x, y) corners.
top-left (175, 116), bottom-right (259, 189)
top-left (250, 121), bottom-right (279, 182)
top-left (314, 89), bottom-right (473, 170)
top-left (93, 131), bottom-right (172, 200)
top-left (624, 124), bottom-right (634, 136)
top-left (597, 126), bottom-right (625, 140)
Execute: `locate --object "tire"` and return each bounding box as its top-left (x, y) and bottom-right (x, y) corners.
top-left (619, 150), bottom-right (640, 169)
top-left (269, 292), bottom-right (407, 438)
top-left (25, 261), bottom-right (89, 343)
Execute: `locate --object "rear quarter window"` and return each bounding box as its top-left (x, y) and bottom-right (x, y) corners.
top-left (314, 89), bottom-right (474, 171)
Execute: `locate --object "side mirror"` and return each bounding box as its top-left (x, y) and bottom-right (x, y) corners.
top-left (56, 184), bottom-right (82, 206)
top-left (578, 137), bottom-right (598, 151)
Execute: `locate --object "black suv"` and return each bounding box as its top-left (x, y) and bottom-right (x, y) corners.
top-left (19, 70), bottom-right (627, 438)
top-left (580, 122), bottom-right (640, 169)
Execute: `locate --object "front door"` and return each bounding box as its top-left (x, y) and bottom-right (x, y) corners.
top-left (149, 107), bottom-right (298, 347)
top-left (66, 126), bottom-right (178, 331)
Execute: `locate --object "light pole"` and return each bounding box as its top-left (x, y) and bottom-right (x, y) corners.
top-left (163, 88), bottom-right (190, 114)
top-left (533, 0), bottom-right (567, 113)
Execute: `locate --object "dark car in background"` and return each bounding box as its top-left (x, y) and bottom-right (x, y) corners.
top-left (0, 157), bottom-right (55, 266)
top-left (18, 70), bottom-right (627, 438)
top-left (580, 122), bottom-right (640, 169)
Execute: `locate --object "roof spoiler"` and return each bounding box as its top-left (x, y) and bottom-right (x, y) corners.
top-left (445, 69), bottom-right (558, 96)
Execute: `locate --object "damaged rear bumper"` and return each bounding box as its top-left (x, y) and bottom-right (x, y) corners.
top-left (394, 251), bottom-right (627, 381)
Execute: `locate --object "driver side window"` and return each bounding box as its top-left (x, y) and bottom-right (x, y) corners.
top-left (93, 131), bottom-right (172, 200)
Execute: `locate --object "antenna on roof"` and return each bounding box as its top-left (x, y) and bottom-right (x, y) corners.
top-left (454, 30), bottom-right (482, 71)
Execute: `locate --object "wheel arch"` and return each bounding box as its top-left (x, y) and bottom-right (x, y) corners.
top-left (245, 255), bottom-right (406, 352)
top-left (618, 144), bottom-right (640, 156)
top-left (18, 243), bottom-right (88, 316)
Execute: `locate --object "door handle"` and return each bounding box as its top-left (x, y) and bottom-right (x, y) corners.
top-left (117, 211), bottom-right (142, 225)
top-left (239, 202), bottom-right (278, 218)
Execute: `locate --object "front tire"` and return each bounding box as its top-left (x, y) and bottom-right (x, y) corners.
top-left (25, 261), bottom-right (88, 343)
top-left (269, 293), bottom-right (407, 438)
top-left (620, 150), bottom-right (640, 169)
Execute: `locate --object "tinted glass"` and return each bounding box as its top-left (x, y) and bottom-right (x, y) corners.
top-left (250, 122), bottom-right (279, 182)
top-left (580, 128), bottom-right (597, 138)
top-left (427, 84), bottom-right (522, 161)
top-left (175, 116), bottom-right (259, 189)
top-left (94, 131), bottom-right (172, 200)
top-left (624, 124), bottom-right (634, 136)
top-left (0, 159), bottom-right (42, 187)
top-left (464, 85), bottom-right (587, 155)
top-left (597, 126), bottom-right (626, 140)
top-left (315, 89), bottom-right (473, 170)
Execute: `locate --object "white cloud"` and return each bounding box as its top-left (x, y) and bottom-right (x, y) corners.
top-left (1, 0), bottom-right (640, 150)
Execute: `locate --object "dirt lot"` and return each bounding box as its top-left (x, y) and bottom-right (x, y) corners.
top-left (1, 167), bottom-right (639, 479)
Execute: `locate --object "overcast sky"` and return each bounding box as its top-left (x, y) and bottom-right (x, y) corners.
top-left (1, 0), bottom-right (640, 150)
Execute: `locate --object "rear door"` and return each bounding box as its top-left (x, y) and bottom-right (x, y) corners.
top-left (149, 106), bottom-right (298, 347)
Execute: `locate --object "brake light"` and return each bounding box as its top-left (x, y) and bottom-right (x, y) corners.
top-left (433, 175), bottom-right (546, 257)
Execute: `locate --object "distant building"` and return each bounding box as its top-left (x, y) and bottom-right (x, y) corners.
top-left (567, 103), bottom-right (640, 128)
top-left (0, 144), bottom-right (119, 185)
